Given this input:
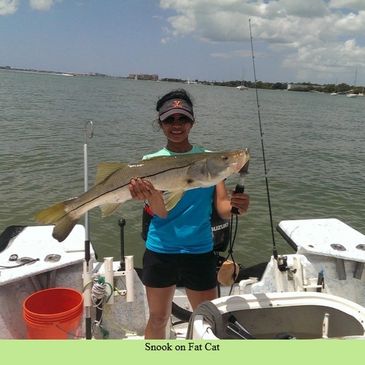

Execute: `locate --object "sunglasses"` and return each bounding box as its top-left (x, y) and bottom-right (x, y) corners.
top-left (161, 115), bottom-right (193, 125)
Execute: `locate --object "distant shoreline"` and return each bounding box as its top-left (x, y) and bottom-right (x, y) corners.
top-left (0, 66), bottom-right (114, 78)
top-left (1, 66), bottom-right (362, 93)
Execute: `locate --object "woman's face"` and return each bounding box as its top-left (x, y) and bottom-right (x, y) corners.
top-left (160, 113), bottom-right (194, 143)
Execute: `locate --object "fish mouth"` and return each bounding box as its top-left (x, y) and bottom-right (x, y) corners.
top-left (238, 161), bottom-right (250, 174)
top-left (230, 160), bottom-right (248, 173)
top-left (231, 149), bottom-right (250, 172)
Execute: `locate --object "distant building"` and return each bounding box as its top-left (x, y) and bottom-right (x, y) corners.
top-left (128, 73), bottom-right (159, 81)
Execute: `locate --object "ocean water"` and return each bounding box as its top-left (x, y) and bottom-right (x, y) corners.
top-left (1, 69), bottom-right (364, 268)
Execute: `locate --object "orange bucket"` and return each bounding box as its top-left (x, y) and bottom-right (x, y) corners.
top-left (23, 287), bottom-right (83, 339)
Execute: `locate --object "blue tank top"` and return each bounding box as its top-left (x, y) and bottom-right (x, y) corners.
top-left (143, 146), bottom-right (214, 254)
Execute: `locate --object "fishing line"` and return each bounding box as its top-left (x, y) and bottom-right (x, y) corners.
top-left (248, 18), bottom-right (279, 260)
top-left (226, 214), bottom-right (239, 295)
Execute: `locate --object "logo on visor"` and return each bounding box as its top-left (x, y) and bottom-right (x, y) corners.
top-left (172, 100), bottom-right (183, 108)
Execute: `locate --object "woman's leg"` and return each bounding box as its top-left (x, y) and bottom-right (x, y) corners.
top-left (185, 286), bottom-right (218, 310)
top-left (144, 285), bottom-right (176, 339)
top-left (183, 251), bottom-right (218, 310)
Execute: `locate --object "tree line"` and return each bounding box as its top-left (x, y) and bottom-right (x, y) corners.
top-left (160, 78), bottom-right (363, 93)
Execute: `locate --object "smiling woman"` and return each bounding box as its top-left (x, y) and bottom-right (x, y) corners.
top-left (128, 88), bottom-right (250, 339)
top-left (157, 94), bottom-right (195, 152)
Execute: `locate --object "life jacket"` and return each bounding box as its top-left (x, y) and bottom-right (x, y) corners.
top-left (141, 195), bottom-right (230, 253)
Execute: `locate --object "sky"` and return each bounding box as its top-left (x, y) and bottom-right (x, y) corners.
top-left (1, 0), bottom-right (365, 84)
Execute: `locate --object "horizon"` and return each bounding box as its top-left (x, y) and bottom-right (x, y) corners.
top-left (2, 65), bottom-right (363, 89)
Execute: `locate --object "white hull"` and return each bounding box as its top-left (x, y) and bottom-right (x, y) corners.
top-left (1, 218), bottom-right (365, 339)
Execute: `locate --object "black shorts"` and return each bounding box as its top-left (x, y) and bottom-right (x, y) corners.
top-left (142, 249), bottom-right (217, 291)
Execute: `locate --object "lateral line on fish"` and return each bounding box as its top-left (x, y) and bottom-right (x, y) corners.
top-left (54, 161), bottom-right (197, 221)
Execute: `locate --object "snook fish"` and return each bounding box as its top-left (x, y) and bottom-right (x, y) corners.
top-left (36, 149), bottom-right (250, 242)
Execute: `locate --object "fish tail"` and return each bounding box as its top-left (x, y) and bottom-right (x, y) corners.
top-left (52, 215), bottom-right (78, 242)
top-left (35, 202), bottom-right (68, 224)
top-left (35, 199), bottom-right (79, 242)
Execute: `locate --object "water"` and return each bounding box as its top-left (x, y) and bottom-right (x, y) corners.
top-left (1, 69), bottom-right (364, 268)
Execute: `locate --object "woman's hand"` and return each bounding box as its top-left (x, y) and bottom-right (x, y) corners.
top-left (215, 181), bottom-right (250, 219)
top-left (129, 178), bottom-right (156, 200)
top-left (230, 191), bottom-right (250, 215)
top-left (129, 178), bottom-right (167, 218)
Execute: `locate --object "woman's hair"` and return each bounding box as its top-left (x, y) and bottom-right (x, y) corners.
top-left (156, 89), bottom-right (194, 112)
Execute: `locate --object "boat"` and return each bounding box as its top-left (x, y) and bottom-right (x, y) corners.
top-left (1, 217), bottom-right (365, 340)
top-left (346, 91), bottom-right (364, 98)
top-left (346, 68), bottom-right (364, 97)
top-left (185, 79), bottom-right (198, 85)
top-left (236, 66), bottom-right (248, 90)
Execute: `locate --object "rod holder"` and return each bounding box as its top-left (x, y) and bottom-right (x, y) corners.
top-left (118, 218), bottom-right (126, 271)
top-left (104, 257), bottom-right (114, 305)
top-left (125, 255), bottom-right (134, 302)
top-left (83, 260), bottom-right (92, 307)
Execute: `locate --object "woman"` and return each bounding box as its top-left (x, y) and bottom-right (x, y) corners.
top-left (129, 89), bottom-right (249, 339)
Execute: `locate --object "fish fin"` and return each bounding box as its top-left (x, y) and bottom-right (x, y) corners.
top-left (164, 191), bottom-right (184, 211)
top-left (52, 215), bottom-right (78, 242)
top-left (100, 203), bottom-right (122, 217)
top-left (95, 162), bottom-right (127, 184)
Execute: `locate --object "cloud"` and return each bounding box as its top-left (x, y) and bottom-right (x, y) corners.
top-left (329, 0), bottom-right (365, 11)
top-left (159, 0), bottom-right (365, 81)
top-left (210, 49), bottom-right (252, 59)
top-left (335, 10), bottom-right (365, 33)
top-left (0, 0), bottom-right (57, 15)
top-left (0, 0), bottom-right (19, 15)
top-left (283, 39), bottom-right (365, 71)
top-left (29, 0), bottom-right (55, 11)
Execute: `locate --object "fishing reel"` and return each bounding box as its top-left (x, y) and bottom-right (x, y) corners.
top-left (276, 255), bottom-right (289, 272)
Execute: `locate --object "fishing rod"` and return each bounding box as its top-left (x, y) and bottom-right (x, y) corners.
top-left (83, 120), bottom-right (94, 340)
top-left (84, 120), bottom-right (94, 255)
top-left (248, 19), bottom-right (283, 265)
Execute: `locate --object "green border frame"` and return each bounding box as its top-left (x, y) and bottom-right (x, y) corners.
top-left (1, 340), bottom-right (363, 365)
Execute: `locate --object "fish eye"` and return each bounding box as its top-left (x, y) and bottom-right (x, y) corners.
top-left (222, 156), bottom-right (228, 161)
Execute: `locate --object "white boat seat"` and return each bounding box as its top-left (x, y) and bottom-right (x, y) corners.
top-left (278, 219), bottom-right (365, 281)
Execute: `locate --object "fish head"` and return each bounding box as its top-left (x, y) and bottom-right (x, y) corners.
top-left (187, 149), bottom-right (250, 187)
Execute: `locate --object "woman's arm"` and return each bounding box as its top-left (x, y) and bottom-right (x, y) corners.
top-left (214, 181), bottom-right (250, 220)
top-left (128, 178), bottom-right (168, 218)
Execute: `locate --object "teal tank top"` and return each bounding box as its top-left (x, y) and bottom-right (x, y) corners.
top-left (143, 146), bottom-right (214, 254)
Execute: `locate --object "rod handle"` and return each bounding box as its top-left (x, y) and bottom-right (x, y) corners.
top-left (231, 184), bottom-right (245, 215)
top-left (118, 218), bottom-right (126, 270)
